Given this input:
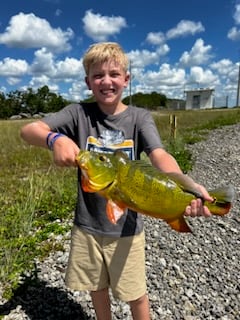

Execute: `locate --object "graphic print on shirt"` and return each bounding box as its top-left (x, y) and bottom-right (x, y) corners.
top-left (86, 129), bottom-right (135, 160)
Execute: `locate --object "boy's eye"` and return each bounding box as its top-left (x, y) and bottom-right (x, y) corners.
top-left (94, 74), bottom-right (102, 79)
top-left (92, 72), bottom-right (121, 79)
top-left (111, 72), bottom-right (120, 77)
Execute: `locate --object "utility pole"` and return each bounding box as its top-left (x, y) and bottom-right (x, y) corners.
top-left (129, 60), bottom-right (132, 106)
top-left (236, 64), bottom-right (240, 107)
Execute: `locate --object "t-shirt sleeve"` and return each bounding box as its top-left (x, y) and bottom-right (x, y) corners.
top-left (137, 109), bottom-right (164, 155)
top-left (41, 104), bottom-right (78, 140)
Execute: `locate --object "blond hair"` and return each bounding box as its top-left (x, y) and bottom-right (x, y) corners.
top-left (83, 42), bottom-right (129, 75)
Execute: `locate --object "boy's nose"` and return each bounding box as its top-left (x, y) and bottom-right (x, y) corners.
top-left (101, 75), bottom-right (112, 84)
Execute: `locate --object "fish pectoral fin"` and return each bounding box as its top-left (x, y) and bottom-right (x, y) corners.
top-left (81, 176), bottom-right (94, 192)
top-left (106, 200), bottom-right (126, 224)
top-left (167, 216), bottom-right (192, 233)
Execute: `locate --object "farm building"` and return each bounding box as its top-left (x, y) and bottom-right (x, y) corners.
top-left (184, 88), bottom-right (214, 110)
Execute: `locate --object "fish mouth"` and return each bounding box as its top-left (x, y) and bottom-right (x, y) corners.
top-left (78, 162), bottom-right (88, 171)
top-left (76, 150), bottom-right (115, 191)
top-left (81, 168), bottom-right (114, 192)
top-left (76, 152), bottom-right (90, 170)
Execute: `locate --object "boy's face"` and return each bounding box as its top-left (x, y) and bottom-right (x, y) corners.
top-left (85, 60), bottom-right (129, 108)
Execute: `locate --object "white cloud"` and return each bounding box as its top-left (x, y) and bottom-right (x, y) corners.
top-left (29, 47), bottom-right (84, 82)
top-left (146, 64), bottom-right (185, 86)
top-left (127, 49), bottom-right (159, 68)
top-left (146, 32), bottom-right (165, 45)
top-left (210, 60), bottom-right (238, 86)
top-left (233, 4), bottom-right (240, 24)
top-left (166, 20), bottom-right (205, 39)
top-left (0, 12), bottom-right (74, 52)
top-left (0, 57), bottom-right (28, 76)
top-left (29, 52), bottom-right (85, 100)
top-left (188, 66), bottom-right (219, 86)
top-left (55, 57), bottom-right (84, 79)
top-left (130, 64), bottom-right (186, 99)
top-left (228, 4), bottom-right (240, 41)
top-left (82, 10), bottom-right (127, 41)
top-left (7, 77), bottom-right (22, 86)
top-left (0, 86), bottom-right (7, 94)
top-left (68, 81), bottom-right (89, 102)
top-left (210, 59), bottom-right (234, 76)
top-left (179, 38), bottom-right (212, 67)
top-left (156, 44), bottom-right (170, 56)
top-left (227, 26), bottom-right (240, 41)
top-left (29, 74), bottom-right (54, 91)
top-left (30, 48), bottom-right (55, 76)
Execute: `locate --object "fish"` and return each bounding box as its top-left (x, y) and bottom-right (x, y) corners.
top-left (76, 150), bottom-right (234, 233)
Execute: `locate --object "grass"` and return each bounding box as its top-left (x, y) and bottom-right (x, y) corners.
top-left (0, 120), bottom-right (77, 298)
top-left (1, 107), bottom-right (240, 298)
top-left (153, 107), bottom-right (240, 171)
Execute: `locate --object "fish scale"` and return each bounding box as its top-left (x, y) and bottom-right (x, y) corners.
top-left (115, 162), bottom-right (193, 218)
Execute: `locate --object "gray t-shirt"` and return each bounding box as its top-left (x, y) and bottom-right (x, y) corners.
top-left (43, 102), bottom-right (163, 237)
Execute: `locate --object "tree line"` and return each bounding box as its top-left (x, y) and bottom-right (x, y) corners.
top-left (0, 86), bottom-right (69, 119)
top-left (0, 85), bottom-right (169, 119)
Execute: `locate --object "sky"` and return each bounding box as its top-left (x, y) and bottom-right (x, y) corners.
top-left (0, 0), bottom-right (240, 107)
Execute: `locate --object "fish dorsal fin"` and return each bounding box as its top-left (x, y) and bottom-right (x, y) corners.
top-left (166, 172), bottom-right (203, 198)
top-left (167, 216), bottom-right (192, 233)
top-left (106, 200), bottom-right (127, 224)
top-left (113, 150), bottom-right (129, 161)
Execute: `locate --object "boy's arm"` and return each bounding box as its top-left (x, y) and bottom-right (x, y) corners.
top-left (149, 148), bottom-right (212, 217)
top-left (20, 120), bottom-right (52, 148)
top-left (149, 147), bottom-right (182, 174)
top-left (20, 120), bottom-right (80, 167)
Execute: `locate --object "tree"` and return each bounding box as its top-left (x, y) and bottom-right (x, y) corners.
top-left (6, 90), bottom-right (23, 115)
top-left (123, 91), bottom-right (167, 109)
top-left (0, 92), bottom-right (8, 119)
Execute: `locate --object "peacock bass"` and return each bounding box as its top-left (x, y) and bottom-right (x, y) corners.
top-left (76, 150), bottom-right (234, 233)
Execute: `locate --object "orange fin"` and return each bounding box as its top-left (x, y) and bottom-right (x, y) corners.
top-left (106, 200), bottom-right (126, 224)
top-left (81, 176), bottom-right (94, 192)
top-left (167, 216), bottom-right (192, 233)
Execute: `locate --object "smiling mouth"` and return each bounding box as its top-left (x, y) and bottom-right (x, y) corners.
top-left (100, 89), bottom-right (115, 95)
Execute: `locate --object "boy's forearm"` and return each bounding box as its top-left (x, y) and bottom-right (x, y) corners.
top-left (149, 148), bottom-right (182, 174)
top-left (20, 120), bottom-right (51, 148)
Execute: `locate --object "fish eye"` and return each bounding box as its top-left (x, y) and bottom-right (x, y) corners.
top-left (99, 155), bottom-right (107, 162)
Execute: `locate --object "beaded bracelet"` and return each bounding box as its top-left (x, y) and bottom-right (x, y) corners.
top-left (48, 133), bottom-right (65, 151)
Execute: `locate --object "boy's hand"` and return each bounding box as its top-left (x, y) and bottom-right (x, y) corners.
top-left (52, 136), bottom-right (80, 167)
top-left (184, 184), bottom-right (213, 217)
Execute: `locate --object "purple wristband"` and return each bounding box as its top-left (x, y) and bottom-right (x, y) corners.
top-left (46, 132), bottom-right (54, 148)
top-left (48, 133), bottom-right (65, 151)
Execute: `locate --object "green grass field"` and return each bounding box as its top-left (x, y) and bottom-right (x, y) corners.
top-left (1, 107), bottom-right (240, 298)
top-left (0, 120), bottom-right (77, 297)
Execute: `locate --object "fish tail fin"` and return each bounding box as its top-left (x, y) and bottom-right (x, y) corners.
top-left (167, 216), bottom-right (192, 233)
top-left (206, 185), bottom-right (235, 216)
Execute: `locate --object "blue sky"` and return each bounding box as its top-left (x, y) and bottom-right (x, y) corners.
top-left (0, 0), bottom-right (240, 107)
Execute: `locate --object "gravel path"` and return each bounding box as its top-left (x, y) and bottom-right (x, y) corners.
top-left (1, 124), bottom-right (240, 319)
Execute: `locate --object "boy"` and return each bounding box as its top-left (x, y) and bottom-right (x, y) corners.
top-left (20, 42), bottom-right (212, 320)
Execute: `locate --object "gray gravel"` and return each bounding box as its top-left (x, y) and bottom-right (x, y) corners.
top-left (1, 124), bottom-right (240, 319)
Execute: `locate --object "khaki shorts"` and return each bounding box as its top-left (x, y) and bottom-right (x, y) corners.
top-left (65, 225), bottom-right (146, 302)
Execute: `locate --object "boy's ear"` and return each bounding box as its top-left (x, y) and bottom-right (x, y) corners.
top-left (85, 76), bottom-right (91, 89)
top-left (124, 72), bottom-right (130, 88)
